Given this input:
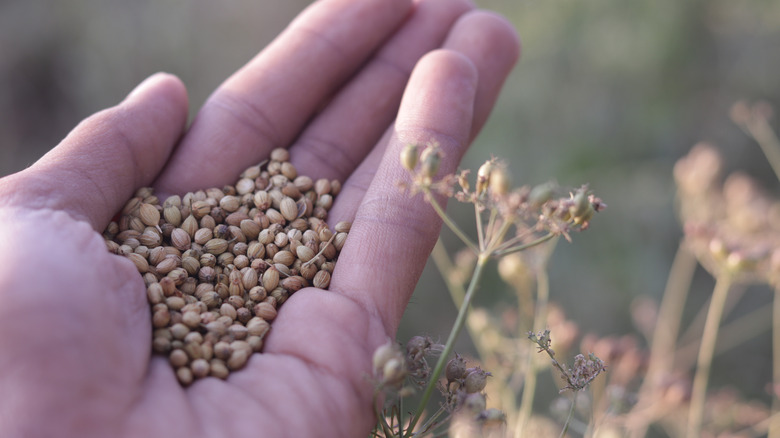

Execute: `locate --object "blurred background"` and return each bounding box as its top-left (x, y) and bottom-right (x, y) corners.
top-left (2, 0), bottom-right (780, 424)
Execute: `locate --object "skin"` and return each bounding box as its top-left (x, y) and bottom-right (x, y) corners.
top-left (0, 0), bottom-right (519, 436)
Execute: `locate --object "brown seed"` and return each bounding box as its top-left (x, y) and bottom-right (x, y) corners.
top-left (210, 359), bottom-right (229, 379)
top-left (147, 283), bottom-right (164, 304)
top-left (190, 358), bottom-right (210, 379)
top-left (240, 219), bottom-right (261, 240)
top-left (247, 335), bottom-right (264, 352)
top-left (126, 253), bottom-right (149, 273)
top-left (176, 367), bottom-right (194, 386)
top-left (253, 302), bottom-right (277, 321)
top-left (246, 319), bottom-right (270, 337)
top-left (152, 308), bottom-right (171, 328)
top-left (169, 349), bottom-right (189, 368)
top-left (156, 257), bottom-right (179, 275)
top-left (201, 291), bottom-right (221, 309)
top-left (314, 178), bottom-right (331, 196)
top-left (333, 232), bottom-right (348, 251)
top-left (334, 221), bottom-right (351, 233)
top-left (152, 337), bottom-right (171, 354)
top-left (313, 270), bottom-right (331, 289)
top-left (171, 228), bottom-right (191, 251)
top-left (280, 197), bottom-right (298, 221)
top-left (236, 307), bottom-right (252, 324)
top-left (213, 341), bottom-right (232, 360)
top-left (139, 203), bottom-right (161, 227)
top-left (227, 348), bottom-right (250, 371)
top-left (191, 201), bottom-right (211, 218)
top-left (273, 250), bottom-right (295, 267)
top-left (295, 245), bottom-right (315, 263)
top-left (163, 206), bottom-right (182, 227)
top-left (262, 268), bottom-right (279, 291)
top-left (220, 303), bottom-right (237, 320)
top-left (241, 268), bottom-right (259, 290)
top-left (181, 215), bottom-right (198, 237)
top-left (281, 276), bottom-right (306, 292)
top-left (228, 324), bottom-right (248, 340)
top-left (182, 311), bottom-right (201, 329)
top-left (204, 239), bottom-right (229, 255)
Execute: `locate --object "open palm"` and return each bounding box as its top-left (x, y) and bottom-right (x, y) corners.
top-left (0, 0), bottom-right (519, 436)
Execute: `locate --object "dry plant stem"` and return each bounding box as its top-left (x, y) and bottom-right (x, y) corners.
top-left (407, 254), bottom-right (490, 438)
top-left (771, 285), bottom-right (780, 438)
top-left (629, 243), bottom-right (697, 437)
top-left (745, 116), bottom-right (780, 182)
top-left (686, 275), bottom-right (732, 438)
top-left (560, 393), bottom-right (578, 438)
top-left (676, 302), bottom-right (771, 367)
top-left (516, 266), bottom-right (550, 438)
top-left (475, 203), bottom-right (486, 251)
top-left (493, 233), bottom-right (555, 257)
top-left (424, 190), bottom-right (477, 253)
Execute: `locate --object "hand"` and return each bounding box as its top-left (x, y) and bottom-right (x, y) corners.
top-left (0, 0), bottom-right (519, 436)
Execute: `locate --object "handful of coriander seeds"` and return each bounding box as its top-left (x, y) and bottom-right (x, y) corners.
top-left (102, 148), bottom-right (349, 385)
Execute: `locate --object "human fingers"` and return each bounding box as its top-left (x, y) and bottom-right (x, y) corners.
top-left (0, 73), bottom-right (188, 230)
top-left (330, 49), bottom-right (478, 336)
top-left (287, 0), bottom-right (474, 182)
top-left (328, 9), bottom-right (520, 226)
top-left (154, 0), bottom-right (413, 196)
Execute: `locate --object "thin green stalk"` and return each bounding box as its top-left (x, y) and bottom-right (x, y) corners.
top-left (686, 275), bottom-right (732, 438)
top-left (770, 285), bottom-right (780, 438)
top-left (424, 190), bottom-right (477, 253)
top-left (407, 254), bottom-right (490, 437)
top-left (559, 393), bottom-right (578, 438)
top-left (516, 267), bottom-right (551, 437)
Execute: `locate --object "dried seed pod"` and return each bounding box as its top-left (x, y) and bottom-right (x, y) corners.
top-left (190, 359), bottom-right (210, 379)
top-left (170, 228), bottom-right (191, 251)
top-left (227, 348), bottom-right (250, 371)
top-left (126, 253), bottom-right (149, 273)
top-left (313, 270), bottom-right (331, 289)
top-left (253, 302), bottom-right (277, 321)
top-left (139, 203), bottom-right (161, 227)
top-left (246, 319), bottom-right (270, 337)
top-left (210, 359), bottom-right (229, 379)
top-left (169, 349), bottom-right (188, 368)
top-left (296, 245), bottom-right (315, 263)
top-left (280, 197), bottom-right (298, 221)
top-left (262, 268), bottom-right (280, 291)
top-left (204, 239), bottom-right (229, 255)
top-left (273, 250), bottom-right (295, 267)
top-left (280, 276), bottom-right (306, 292)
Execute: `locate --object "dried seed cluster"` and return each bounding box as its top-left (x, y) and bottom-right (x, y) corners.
top-left (102, 148), bottom-right (350, 385)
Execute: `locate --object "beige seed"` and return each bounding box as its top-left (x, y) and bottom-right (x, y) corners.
top-left (194, 228), bottom-right (213, 245)
top-left (240, 219), bottom-right (261, 240)
top-left (126, 253), bottom-right (149, 273)
top-left (280, 197), bottom-right (298, 221)
top-left (281, 276), bottom-right (306, 292)
top-left (176, 367), bottom-right (194, 386)
top-left (210, 359), bottom-right (229, 379)
top-left (152, 308), bottom-right (171, 328)
top-left (166, 296), bottom-right (186, 311)
top-left (227, 348), bottom-right (250, 370)
top-left (313, 270), bottom-right (331, 289)
top-left (171, 228), bottom-right (191, 251)
top-left (181, 215), bottom-right (198, 237)
top-left (163, 206), bottom-right (182, 227)
top-left (169, 349), bottom-right (188, 368)
top-left (296, 245), bottom-right (315, 263)
top-left (139, 203), bottom-right (161, 227)
top-left (246, 319), bottom-right (270, 337)
top-left (235, 178), bottom-right (256, 195)
top-left (241, 268), bottom-right (259, 290)
top-left (219, 195), bottom-right (241, 212)
top-left (147, 283), bottom-right (164, 304)
top-left (152, 337), bottom-right (171, 354)
top-left (253, 302), bottom-right (277, 321)
top-left (262, 268), bottom-right (280, 291)
top-left (247, 335), bottom-right (264, 352)
top-left (190, 359), bottom-right (210, 379)
top-left (156, 257), bottom-right (179, 275)
top-left (273, 250), bottom-right (295, 267)
top-left (182, 311), bottom-right (201, 329)
top-left (204, 238), bottom-right (228, 255)
top-left (335, 221), bottom-right (351, 233)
